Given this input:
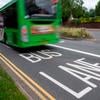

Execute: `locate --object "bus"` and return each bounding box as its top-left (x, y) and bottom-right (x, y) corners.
top-left (0, 0), bottom-right (62, 48)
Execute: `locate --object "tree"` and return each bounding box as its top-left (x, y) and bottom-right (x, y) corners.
top-left (95, 1), bottom-right (100, 16)
top-left (72, 4), bottom-right (84, 18)
top-left (82, 7), bottom-right (90, 18)
top-left (61, 0), bottom-right (70, 21)
top-left (62, 0), bottom-right (84, 21)
top-left (89, 9), bottom-right (95, 17)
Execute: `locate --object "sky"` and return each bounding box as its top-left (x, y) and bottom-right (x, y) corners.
top-left (83, 0), bottom-right (100, 10)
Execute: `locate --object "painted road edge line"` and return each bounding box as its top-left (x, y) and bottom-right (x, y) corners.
top-left (0, 53), bottom-right (55, 100)
top-left (0, 57), bottom-right (46, 100)
top-left (48, 44), bottom-right (100, 58)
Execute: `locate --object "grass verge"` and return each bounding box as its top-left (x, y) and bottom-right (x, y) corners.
top-left (61, 27), bottom-right (92, 39)
top-left (0, 66), bottom-right (27, 100)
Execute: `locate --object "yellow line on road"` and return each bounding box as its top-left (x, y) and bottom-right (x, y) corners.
top-left (0, 53), bottom-right (55, 100)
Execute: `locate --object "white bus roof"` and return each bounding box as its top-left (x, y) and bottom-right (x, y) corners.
top-left (0, 0), bottom-right (13, 9)
top-left (0, 0), bottom-right (16, 11)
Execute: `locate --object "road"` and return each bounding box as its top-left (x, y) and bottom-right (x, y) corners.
top-left (87, 29), bottom-right (100, 41)
top-left (0, 36), bottom-right (100, 100)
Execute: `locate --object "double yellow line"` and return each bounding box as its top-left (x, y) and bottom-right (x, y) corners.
top-left (0, 53), bottom-right (55, 100)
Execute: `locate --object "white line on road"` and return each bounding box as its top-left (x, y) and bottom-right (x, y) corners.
top-left (59, 40), bottom-right (64, 43)
top-left (48, 44), bottom-right (100, 58)
top-left (58, 65), bottom-right (98, 88)
top-left (39, 72), bottom-right (92, 99)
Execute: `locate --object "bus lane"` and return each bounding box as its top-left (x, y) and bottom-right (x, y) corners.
top-left (0, 43), bottom-right (100, 100)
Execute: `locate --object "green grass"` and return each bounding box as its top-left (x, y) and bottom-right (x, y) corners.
top-left (0, 66), bottom-right (27, 100)
top-left (61, 27), bottom-right (92, 39)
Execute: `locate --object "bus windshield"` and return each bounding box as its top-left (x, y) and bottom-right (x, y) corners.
top-left (25, 0), bottom-right (58, 18)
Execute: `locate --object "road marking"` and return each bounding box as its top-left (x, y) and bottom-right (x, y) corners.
top-left (39, 72), bottom-right (92, 99)
top-left (57, 58), bottom-right (100, 98)
top-left (0, 57), bottom-right (46, 100)
top-left (74, 58), bottom-right (100, 70)
top-left (60, 40), bottom-right (64, 43)
top-left (19, 50), bottom-right (62, 63)
top-left (59, 65), bottom-right (97, 88)
top-left (67, 63), bottom-right (100, 81)
top-left (48, 44), bottom-right (100, 58)
top-left (39, 57), bottom-right (100, 99)
top-left (0, 53), bottom-right (55, 100)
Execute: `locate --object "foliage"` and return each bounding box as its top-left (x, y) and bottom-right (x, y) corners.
top-left (89, 9), bottom-right (96, 17)
top-left (61, 0), bottom-right (70, 20)
top-left (82, 9), bottom-right (96, 18)
top-left (61, 0), bottom-right (84, 21)
top-left (72, 5), bottom-right (84, 18)
top-left (80, 16), bottom-right (100, 23)
top-left (71, 18), bottom-right (81, 25)
top-left (61, 28), bottom-right (92, 39)
top-left (61, 0), bottom-right (100, 22)
top-left (95, 1), bottom-right (100, 16)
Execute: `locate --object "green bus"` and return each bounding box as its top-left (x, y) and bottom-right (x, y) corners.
top-left (0, 0), bottom-right (62, 48)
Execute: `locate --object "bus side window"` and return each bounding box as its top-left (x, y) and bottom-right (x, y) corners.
top-left (3, 3), bottom-right (18, 28)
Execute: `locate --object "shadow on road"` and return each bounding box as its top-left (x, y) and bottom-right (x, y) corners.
top-left (11, 45), bottom-right (55, 53)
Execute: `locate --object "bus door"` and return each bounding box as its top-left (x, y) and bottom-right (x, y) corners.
top-left (0, 0), bottom-right (17, 43)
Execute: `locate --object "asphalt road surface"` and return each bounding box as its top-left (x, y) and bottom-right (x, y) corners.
top-left (0, 38), bottom-right (100, 100)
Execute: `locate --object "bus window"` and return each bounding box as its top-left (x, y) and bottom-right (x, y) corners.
top-left (25, 0), bottom-right (58, 18)
top-left (3, 3), bottom-right (18, 28)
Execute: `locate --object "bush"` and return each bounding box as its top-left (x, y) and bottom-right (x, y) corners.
top-left (80, 16), bottom-right (100, 23)
top-left (61, 28), bottom-right (92, 39)
top-left (94, 16), bottom-right (100, 22)
top-left (80, 17), bottom-right (89, 23)
top-left (71, 19), bottom-right (81, 26)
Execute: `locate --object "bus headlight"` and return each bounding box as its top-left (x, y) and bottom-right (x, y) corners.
top-left (31, 26), bottom-right (54, 34)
